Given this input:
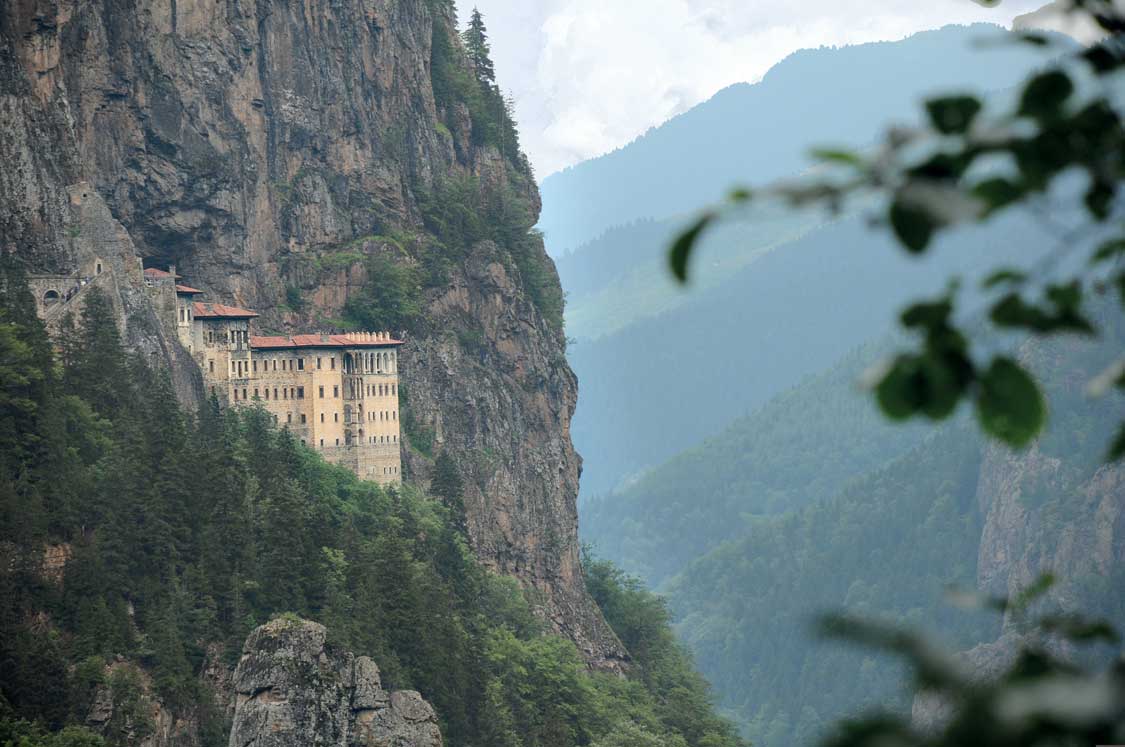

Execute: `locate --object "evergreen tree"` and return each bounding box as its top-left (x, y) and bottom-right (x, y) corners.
top-left (64, 289), bottom-right (130, 419)
top-left (431, 451), bottom-right (465, 531)
top-left (462, 8), bottom-right (495, 86)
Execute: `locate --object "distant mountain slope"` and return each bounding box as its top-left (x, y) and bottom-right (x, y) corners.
top-left (539, 24), bottom-right (1060, 256)
top-left (557, 202), bottom-right (829, 341)
top-left (569, 209), bottom-right (1051, 498)
top-left (580, 342), bottom-right (929, 586)
top-left (663, 306), bottom-right (1125, 747)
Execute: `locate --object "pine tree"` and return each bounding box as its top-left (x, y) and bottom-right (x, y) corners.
top-left (65, 289), bottom-right (130, 418)
top-left (431, 451), bottom-right (466, 531)
top-left (462, 8), bottom-right (495, 86)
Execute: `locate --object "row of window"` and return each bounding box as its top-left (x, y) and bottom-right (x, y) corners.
top-left (367, 410), bottom-right (397, 422)
top-left (367, 383), bottom-right (397, 397)
top-left (256, 357), bottom-right (306, 373)
top-left (234, 386), bottom-right (305, 401)
top-left (206, 329), bottom-right (248, 345)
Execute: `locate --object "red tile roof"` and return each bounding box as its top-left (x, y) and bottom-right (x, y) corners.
top-left (144, 267), bottom-right (180, 279)
top-left (251, 332), bottom-right (404, 350)
top-left (193, 302), bottom-right (259, 319)
top-left (176, 284), bottom-right (204, 295)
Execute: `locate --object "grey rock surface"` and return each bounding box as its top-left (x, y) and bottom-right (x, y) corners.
top-left (0, 0), bottom-right (624, 668)
top-left (230, 618), bottom-right (442, 747)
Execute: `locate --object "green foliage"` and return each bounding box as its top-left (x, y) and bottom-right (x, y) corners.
top-left (583, 553), bottom-right (745, 747)
top-left (419, 175), bottom-right (565, 331)
top-left (0, 260), bottom-right (735, 747)
top-left (283, 284), bottom-right (306, 313)
top-left (0, 720), bottom-right (105, 747)
top-left (666, 10), bottom-right (1125, 456)
top-left (463, 9), bottom-right (496, 85)
top-left (343, 254), bottom-right (423, 332)
top-left (430, 9), bottom-right (521, 162)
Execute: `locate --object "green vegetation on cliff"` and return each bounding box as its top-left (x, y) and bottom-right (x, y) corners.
top-left (0, 258), bottom-right (739, 747)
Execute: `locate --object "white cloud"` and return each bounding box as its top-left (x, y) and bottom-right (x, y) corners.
top-left (459, 1), bottom-right (1047, 177)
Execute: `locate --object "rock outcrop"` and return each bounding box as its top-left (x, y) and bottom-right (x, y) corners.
top-left (911, 332), bottom-right (1125, 731)
top-left (230, 618), bottom-right (442, 747)
top-left (0, 0), bottom-right (624, 666)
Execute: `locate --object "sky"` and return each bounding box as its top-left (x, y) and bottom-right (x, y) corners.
top-left (456, 1), bottom-right (1050, 178)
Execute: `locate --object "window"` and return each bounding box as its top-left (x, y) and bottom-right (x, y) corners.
top-left (243, 388), bottom-right (247, 400)
top-left (209, 360), bottom-right (214, 373)
top-left (320, 413), bottom-right (325, 423)
top-left (335, 438), bottom-right (340, 446)
top-left (297, 358), bottom-right (304, 370)
top-left (287, 413), bottom-right (292, 423)
top-left (254, 388), bottom-right (259, 399)
top-left (334, 413), bottom-right (339, 423)
top-left (274, 388), bottom-right (278, 399)
top-left (333, 385), bottom-right (339, 398)
top-left (300, 414), bottom-right (307, 424)
top-left (393, 410), bottom-right (397, 420)
top-left (297, 387), bottom-right (304, 399)
top-left (320, 439), bottom-right (324, 446)
top-left (330, 357), bottom-right (336, 370)
top-left (272, 360), bottom-right (277, 371)
top-left (265, 388), bottom-right (270, 400)
top-left (319, 386), bottom-right (324, 398)
top-left (210, 386), bottom-right (215, 396)
top-left (283, 389), bottom-right (288, 400)
top-left (233, 389), bottom-right (238, 401)
top-left (317, 357), bottom-right (322, 369)
top-left (253, 360), bottom-right (257, 373)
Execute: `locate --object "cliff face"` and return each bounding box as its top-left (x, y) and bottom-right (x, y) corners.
top-left (911, 330), bottom-right (1125, 731)
top-left (0, 0), bottom-right (622, 666)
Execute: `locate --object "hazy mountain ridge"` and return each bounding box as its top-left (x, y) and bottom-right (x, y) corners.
top-left (570, 209), bottom-right (1053, 498)
top-left (540, 24), bottom-right (1061, 256)
top-left (663, 307), bottom-right (1125, 747)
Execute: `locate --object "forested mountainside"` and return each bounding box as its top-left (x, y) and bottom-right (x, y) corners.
top-left (584, 299), bottom-right (1125, 747)
top-left (581, 343), bottom-right (928, 586)
top-left (569, 209), bottom-right (1052, 498)
top-left (0, 0), bottom-right (612, 666)
top-left (0, 263), bottom-right (743, 747)
top-left (538, 24), bottom-right (1060, 257)
top-left (553, 26), bottom-right (1068, 500)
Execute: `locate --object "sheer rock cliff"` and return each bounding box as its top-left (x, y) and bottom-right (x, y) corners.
top-left (0, 0), bottom-right (624, 668)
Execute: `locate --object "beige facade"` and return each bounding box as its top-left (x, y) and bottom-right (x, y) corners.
top-left (147, 268), bottom-right (404, 485)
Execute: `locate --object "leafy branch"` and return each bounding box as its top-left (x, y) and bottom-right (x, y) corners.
top-left (669, 0), bottom-right (1125, 458)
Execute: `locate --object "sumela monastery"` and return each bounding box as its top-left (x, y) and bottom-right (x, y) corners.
top-left (32, 259), bottom-right (403, 486)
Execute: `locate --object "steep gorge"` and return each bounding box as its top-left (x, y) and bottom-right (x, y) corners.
top-left (0, 0), bottom-right (622, 667)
